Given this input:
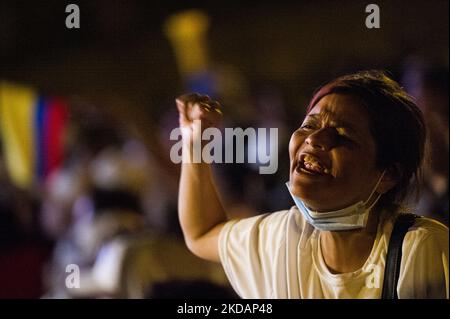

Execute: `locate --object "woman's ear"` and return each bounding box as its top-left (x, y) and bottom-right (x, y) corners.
top-left (377, 164), bottom-right (402, 194)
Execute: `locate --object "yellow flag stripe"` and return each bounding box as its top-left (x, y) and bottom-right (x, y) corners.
top-left (0, 81), bottom-right (37, 188)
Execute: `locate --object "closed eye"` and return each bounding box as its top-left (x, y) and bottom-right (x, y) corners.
top-left (300, 124), bottom-right (315, 130)
top-left (334, 129), bottom-right (359, 147)
top-left (300, 121), bottom-right (319, 130)
top-left (335, 127), bottom-right (354, 140)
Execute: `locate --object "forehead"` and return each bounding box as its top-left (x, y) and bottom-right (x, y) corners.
top-left (307, 93), bottom-right (370, 127)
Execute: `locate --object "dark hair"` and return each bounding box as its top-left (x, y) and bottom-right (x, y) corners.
top-left (307, 70), bottom-right (426, 208)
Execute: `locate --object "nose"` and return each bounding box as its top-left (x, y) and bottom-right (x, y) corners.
top-left (305, 127), bottom-right (335, 151)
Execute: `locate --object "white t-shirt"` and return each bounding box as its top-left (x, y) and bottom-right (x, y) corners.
top-left (218, 206), bottom-right (449, 299)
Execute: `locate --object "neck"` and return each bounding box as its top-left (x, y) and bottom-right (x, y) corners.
top-left (320, 210), bottom-right (380, 274)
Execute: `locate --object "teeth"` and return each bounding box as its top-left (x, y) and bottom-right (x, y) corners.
top-left (302, 154), bottom-right (330, 174)
top-left (304, 155), bottom-right (322, 167)
top-left (304, 154), bottom-right (317, 164)
top-left (305, 162), bottom-right (323, 173)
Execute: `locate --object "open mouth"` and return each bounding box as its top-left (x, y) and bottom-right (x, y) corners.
top-left (296, 153), bottom-right (331, 176)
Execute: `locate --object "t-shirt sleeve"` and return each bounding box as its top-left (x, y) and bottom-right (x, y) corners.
top-left (218, 211), bottom-right (290, 298)
top-left (398, 218), bottom-right (449, 299)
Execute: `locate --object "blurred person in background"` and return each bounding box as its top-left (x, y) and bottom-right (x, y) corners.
top-left (402, 61), bottom-right (449, 225)
top-left (43, 105), bottom-right (228, 298)
top-left (0, 149), bottom-right (53, 298)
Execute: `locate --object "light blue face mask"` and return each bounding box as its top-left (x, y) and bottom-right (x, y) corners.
top-left (286, 170), bottom-right (386, 232)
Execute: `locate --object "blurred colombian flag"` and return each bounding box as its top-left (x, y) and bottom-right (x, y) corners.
top-left (0, 81), bottom-right (68, 189)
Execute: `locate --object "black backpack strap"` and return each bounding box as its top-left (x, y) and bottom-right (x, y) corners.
top-left (381, 213), bottom-right (419, 299)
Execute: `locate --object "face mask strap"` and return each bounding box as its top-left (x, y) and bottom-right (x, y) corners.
top-left (363, 169), bottom-right (386, 207)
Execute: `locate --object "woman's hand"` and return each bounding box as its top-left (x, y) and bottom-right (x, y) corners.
top-left (176, 93), bottom-right (227, 263)
top-left (176, 93), bottom-right (222, 146)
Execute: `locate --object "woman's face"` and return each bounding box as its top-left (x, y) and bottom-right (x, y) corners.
top-left (289, 93), bottom-right (384, 211)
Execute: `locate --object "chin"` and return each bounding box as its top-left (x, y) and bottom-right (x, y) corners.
top-left (289, 179), bottom-right (319, 201)
top-left (288, 178), bottom-right (337, 212)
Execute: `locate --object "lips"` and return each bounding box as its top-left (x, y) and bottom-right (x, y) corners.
top-left (296, 153), bottom-right (331, 175)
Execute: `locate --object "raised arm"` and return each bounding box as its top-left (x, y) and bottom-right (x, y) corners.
top-left (176, 93), bottom-right (228, 262)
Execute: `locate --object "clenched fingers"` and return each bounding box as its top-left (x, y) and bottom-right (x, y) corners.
top-left (176, 93), bottom-right (222, 127)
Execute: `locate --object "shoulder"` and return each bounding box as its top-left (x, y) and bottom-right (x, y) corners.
top-left (218, 208), bottom-right (299, 298)
top-left (406, 216), bottom-right (449, 245)
top-left (398, 216), bottom-right (449, 298)
top-left (402, 216), bottom-right (449, 260)
top-left (221, 207), bottom-right (295, 236)
top-left (219, 207), bottom-right (302, 248)
top-left (382, 211), bottom-right (448, 245)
